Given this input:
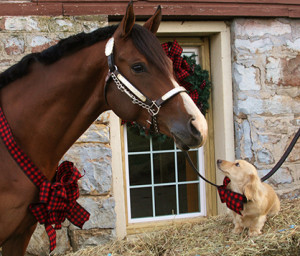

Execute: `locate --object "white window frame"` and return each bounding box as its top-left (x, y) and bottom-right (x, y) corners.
top-left (124, 126), bottom-right (207, 224)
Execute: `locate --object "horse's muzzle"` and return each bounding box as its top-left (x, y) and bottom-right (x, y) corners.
top-left (171, 117), bottom-right (207, 151)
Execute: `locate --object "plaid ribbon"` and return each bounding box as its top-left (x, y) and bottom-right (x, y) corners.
top-left (161, 40), bottom-right (199, 105)
top-left (217, 177), bottom-right (247, 215)
top-left (161, 40), bottom-right (190, 81)
top-left (0, 107), bottom-right (90, 252)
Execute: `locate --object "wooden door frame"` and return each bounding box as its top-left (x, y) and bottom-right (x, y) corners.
top-left (110, 21), bottom-right (234, 239)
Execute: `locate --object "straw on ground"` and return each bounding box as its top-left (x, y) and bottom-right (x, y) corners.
top-left (65, 198), bottom-right (299, 256)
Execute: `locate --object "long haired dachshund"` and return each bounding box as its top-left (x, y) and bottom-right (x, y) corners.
top-left (217, 159), bottom-right (280, 236)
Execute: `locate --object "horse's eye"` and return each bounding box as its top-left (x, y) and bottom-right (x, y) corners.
top-left (235, 162), bottom-right (240, 167)
top-left (131, 63), bottom-right (145, 73)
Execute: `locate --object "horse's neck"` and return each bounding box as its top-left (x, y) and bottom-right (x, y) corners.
top-left (0, 41), bottom-right (109, 179)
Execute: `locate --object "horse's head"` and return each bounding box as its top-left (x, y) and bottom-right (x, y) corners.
top-left (105, 2), bottom-right (208, 150)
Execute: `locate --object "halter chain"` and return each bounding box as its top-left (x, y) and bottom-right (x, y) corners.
top-left (110, 69), bottom-right (160, 116)
top-left (104, 37), bottom-right (187, 133)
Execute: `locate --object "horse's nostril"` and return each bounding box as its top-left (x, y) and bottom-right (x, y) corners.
top-left (217, 159), bottom-right (222, 164)
top-left (190, 118), bottom-right (200, 135)
top-left (190, 118), bottom-right (201, 134)
top-left (189, 118), bottom-right (202, 144)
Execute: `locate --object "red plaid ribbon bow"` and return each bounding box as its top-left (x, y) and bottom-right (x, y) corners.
top-left (29, 161), bottom-right (90, 251)
top-left (0, 107), bottom-right (90, 252)
top-left (161, 40), bottom-right (199, 105)
top-left (161, 40), bottom-right (190, 81)
top-left (217, 177), bottom-right (247, 215)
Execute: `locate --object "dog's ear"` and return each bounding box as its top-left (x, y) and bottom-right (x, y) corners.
top-left (243, 174), bottom-right (258, 201)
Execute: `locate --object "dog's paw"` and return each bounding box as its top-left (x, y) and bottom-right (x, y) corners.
top-left (248, 230), bottom-right (262, 236)
top-left (233, 226), bottom-right (243, 234)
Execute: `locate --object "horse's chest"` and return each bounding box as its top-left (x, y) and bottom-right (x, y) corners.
top-left (0, 142), bottom-right (38, 241)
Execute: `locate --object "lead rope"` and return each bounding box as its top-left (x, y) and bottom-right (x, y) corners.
top-left (184, 127), bottom-right (300, 184)
top-left (183, 151), bottom-right (218, 187)
top-left (260, 127), bottom-right (300, 182)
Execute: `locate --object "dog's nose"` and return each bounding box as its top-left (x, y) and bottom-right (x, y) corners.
top-left (217, 159), bottom-right (222, 164)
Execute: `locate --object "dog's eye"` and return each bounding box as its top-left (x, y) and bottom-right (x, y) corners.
top-left (235, 162), bottom-right (240, 167)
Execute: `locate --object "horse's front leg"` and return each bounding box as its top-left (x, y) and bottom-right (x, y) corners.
top-left (2, 223), bottom-right (37, 256)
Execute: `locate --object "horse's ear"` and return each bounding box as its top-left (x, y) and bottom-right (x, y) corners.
top-left (143, 5), bottom-right (162, 34)
top-left (118, 1), bottom-right (135, 38)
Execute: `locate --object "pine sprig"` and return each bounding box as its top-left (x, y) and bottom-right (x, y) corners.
top-left (183, 54), bottom-right (211, 115)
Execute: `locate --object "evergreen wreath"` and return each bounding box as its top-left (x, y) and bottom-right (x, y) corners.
top-left (123, 40), bottom-right (211, 139)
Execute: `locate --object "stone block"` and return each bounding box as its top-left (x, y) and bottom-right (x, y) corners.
top-left (266, 56), bottom-right (281, 84)
top-left (234, 38), bottom-right (273, 54)
top-left (236, 94), bottom-right (299, 116)
top-left (241, 120), bottom-right (253, 160)
top-left (286, 38), bottom-right (300, 52)
top-left (76, 123), bottom-right (109, 144)
top-left (62, 143), bottom-right (112, 195)
top-left (55, 18), bottom-right (75, 31)
top-left (96, 110), bottom-right (111, 124)
top-left (233, 63), bottom-right (260, 91)
top-left (279, 55), bottom-right (300, 87)
top-left (4, 16), bottom-right (40, 32)
top-left (27, 224), bottom-right (72, 255)
top-left (75, 197), bottom-right (116, 230)
top-left (269, 167), bottom-right (294, 185)
top-left (29, 35), bottom-right (56, 53)
top-left (235, 96), bottom-right (263, 115)
top-left (74, 15), bottom-right (108, 33)
top-left (233, 19), bottom-right (291, 38)
top-left (257, 148), bottom-right (274, 164)
top-left (279, 187), bottom-right (300, 200)
top-left (267, 95), bottom-right (300, 115)
top-left (4, 36), bottom-right (25, 55)
top-left (47, 17), bottom-right (81, 33)
top-left (69, 228), bottom-right (114, 252)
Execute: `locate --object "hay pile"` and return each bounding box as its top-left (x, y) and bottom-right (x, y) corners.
top-left (65, 198), bottom-right (299, 256)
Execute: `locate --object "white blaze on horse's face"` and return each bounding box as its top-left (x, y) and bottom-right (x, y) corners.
top-left (172, 78), bottom-right (208, 148)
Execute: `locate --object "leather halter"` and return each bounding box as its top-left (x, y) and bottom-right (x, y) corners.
top-left (104, 37), bottom-right (187, 133)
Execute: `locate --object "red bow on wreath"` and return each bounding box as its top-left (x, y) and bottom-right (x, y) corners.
top-left (161, 40), bottom-right (200, 106)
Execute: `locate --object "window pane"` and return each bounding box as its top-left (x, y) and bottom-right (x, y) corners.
top-left (129, 154), bottom-right (151, 186)
top-left (179, 183), bottom-right (200, 214)
top-left (155, 185), bottom-right (177, 216)
top-left (130, 187), bottom-right (153, 218)
top-left (153, 153), bottom-right (175, 184)
top-left (152, 135), bottom-right (174, 151)
top-left (127, 126), bottom-right (150, 152)
top-left (177, 151), bottom-right (199, 182)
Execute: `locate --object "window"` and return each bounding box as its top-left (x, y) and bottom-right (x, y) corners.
top-left (124, 46), bottom-right (207, 223)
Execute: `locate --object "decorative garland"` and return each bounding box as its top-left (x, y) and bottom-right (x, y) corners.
top-left (123, 40), bottom-right (211, 138)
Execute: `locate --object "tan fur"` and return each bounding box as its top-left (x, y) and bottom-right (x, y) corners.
top-left (217, 159), bottom-right (280, 236)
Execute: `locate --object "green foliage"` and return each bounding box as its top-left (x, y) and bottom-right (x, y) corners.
top-left (183, 54), bottom-right (211, 115)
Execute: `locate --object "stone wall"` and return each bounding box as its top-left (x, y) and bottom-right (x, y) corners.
top-left (0, 15), bottom-right (115, 255)
top-left (0, 14), bottom-right (299, 255)
top-left (231, 18), bottom-right (300, 199)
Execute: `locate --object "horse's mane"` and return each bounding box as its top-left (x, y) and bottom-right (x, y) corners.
top-left (0, 24), bottom-right (170, 88)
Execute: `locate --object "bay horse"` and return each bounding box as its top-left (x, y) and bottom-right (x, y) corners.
top-left (0, 2), bottom-right (207, 255)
